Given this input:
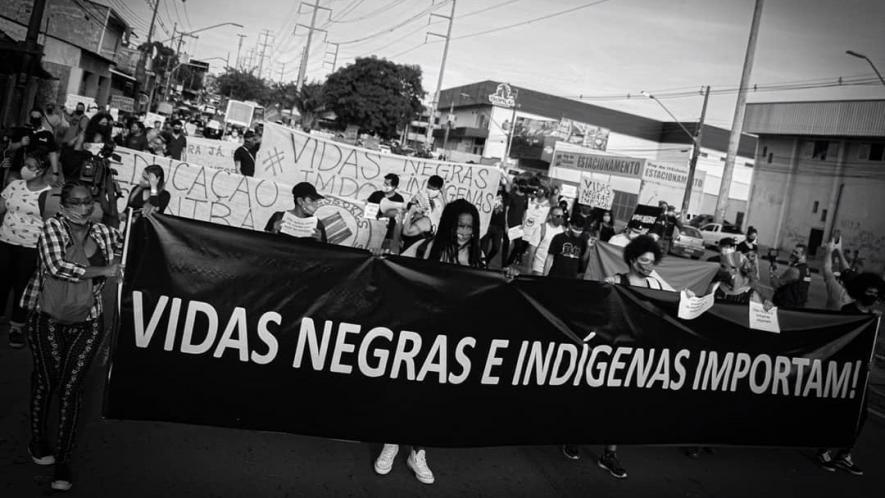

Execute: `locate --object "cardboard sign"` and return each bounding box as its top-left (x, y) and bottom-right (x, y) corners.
top-left (578, 174), bottom-right (614, 210)
top-left (256, 123), bottom-right (502, 233)
top-left (225, 100), bottom-right (255, 128)
top-left (144, 112), bottom-right (167, 128)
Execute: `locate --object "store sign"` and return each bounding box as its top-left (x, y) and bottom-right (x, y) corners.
top-left (552, 150), bottom-right (645, 179)
top-left (488, 83), bottom-right (516, 107)
top-left (110, 95), bottom-right (135, 113)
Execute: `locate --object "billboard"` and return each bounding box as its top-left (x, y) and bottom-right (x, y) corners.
top-left (510, 117), bottom-right (610, 162)
top-left (551, 149), bottom-right (645, 179)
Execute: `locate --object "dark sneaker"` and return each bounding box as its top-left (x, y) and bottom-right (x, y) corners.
top-left (28, 440), bottom-right (55, 465)
top-left (598, 451), bottom-right (628, 479)
top-left (8, 328), bottom-right (25, 349)
top-left (684, 447), bottom-right (700, 459)
top-left (834, 454), bottom-right (863, 476)
top-left (561, 445), bottom-right (581, 460)
top-left (51, 462), bottom-right (72, 491)
top-left (817, 450), bottom-right (836, 472)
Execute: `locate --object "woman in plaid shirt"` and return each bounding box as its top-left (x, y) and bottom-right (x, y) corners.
top-left (21, 182), bottom-right (122, 492)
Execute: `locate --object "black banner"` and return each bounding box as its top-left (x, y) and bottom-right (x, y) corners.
top-left (105, 215), bottom-right (879, 448)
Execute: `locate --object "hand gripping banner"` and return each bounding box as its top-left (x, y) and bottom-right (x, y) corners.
top-left (105, 215), bottom-right (879, 448)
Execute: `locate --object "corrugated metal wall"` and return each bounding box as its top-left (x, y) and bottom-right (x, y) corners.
top-left (745, 100), bottom-right (885, 137)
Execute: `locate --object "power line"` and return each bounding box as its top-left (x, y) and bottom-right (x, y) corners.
top-left (334, 1), bottom-right (449, 45)
top-left (329, 0), bottom-right (368, 22)
top-left (452, 0), bottom-right (615, 41)
top-left (329, 0), bottom-right (410, 24)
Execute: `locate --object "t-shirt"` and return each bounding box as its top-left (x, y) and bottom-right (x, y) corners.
top-left (772, 262), bottom-right (811, 309)
top-left (234, 145), bottom-right (256, 176)
top-left (164, 132), bottom-right (187, 160)
top-left (528, 222), bottom-right (564, 273)
top-left (0, 180), bottom-right (50, 247)
top-left (547, 231), bottom-right (588, 278)
top-left (264, 211), bottom-right (328, 243)
top-left (490, 191), bottom-right (508, 228)
top-left (31, 129), bottom-right (59, 153)
top-left (506, 192), bottom-right (528, 229)
top-left (366, 190), bottom-right (405, 239)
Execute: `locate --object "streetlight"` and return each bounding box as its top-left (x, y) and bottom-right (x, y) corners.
top-left (846, 50), bottom-right (885, 86)
top-left (641, 87), bottom-right (710, 217)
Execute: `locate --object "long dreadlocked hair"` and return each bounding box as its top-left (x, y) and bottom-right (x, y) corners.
top-left (428, 198), bottom-right (483, 268)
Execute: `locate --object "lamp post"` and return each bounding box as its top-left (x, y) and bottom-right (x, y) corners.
top-left (846, 50), bottom-right (885, 86)
top-left (641, 87), bottom-right (711, 217)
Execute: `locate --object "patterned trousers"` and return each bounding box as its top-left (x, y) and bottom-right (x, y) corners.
top-left (26, 312), bottom-right (103, 463)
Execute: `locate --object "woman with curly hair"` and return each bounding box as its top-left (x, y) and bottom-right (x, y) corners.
top-left (605, 234), bottom-right (675, 291)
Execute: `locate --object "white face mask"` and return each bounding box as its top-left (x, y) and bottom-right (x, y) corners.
top-left (427, 189), bottom-right (441, 200)
top-left (20, 168), bottom-right (41, 181)
top-left (383, 185), bottom-right (394, 194)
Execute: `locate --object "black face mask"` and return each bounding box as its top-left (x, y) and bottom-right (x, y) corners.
top-left (858, 294), bottom-right (879, 307)
top-left (75, 109), bottom-right (84, 115)
top-left (30, 117), bottom-right (42, 128)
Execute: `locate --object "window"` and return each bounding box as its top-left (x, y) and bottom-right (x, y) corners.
top-left (870, 143), bottom-right (884, 161)
top-left (762, 146), bottom-right (768, 157)
top-left (767, 152), bottom-right (773, 164)
top-left (812, 201), bottom-right (819, 213)
top-left (723, 225), bottom-right (742, 234)
top-left (700, 224), bottom-right (717, 232)
top-left (812, 141), bottom-right (829, 160)
top-left (821, 209), bottom-right (828, 222)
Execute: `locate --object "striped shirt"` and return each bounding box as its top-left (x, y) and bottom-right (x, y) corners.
top-left (20, 215), bottom-right (122, 321)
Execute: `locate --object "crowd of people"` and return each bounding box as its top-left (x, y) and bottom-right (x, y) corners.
top-left (2, 107), bottom-right (883, 491)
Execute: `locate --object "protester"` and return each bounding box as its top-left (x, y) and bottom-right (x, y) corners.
top-left (650, 202), bottom-right (681, 254)
top-left (708, 250), bottom-right (770, 305)
top-left (543, 213), bottom-right (589, 279)
top-left (61, 103), bottom-right (89, 149)
top-left (424, 174), bottom-right (445, 229)
top-left (597, 210), bottom-right (615, 242)
top-left (43, 103), bottom-right (68, 144)
top-left (508, 184), bottom-right (549, 266)
top-left (503, 178), bottom-right (530, 265)
top-left (146, 120), bottom-right (163, 143)
top-left (0, 154), bottom-right (52, 347)
top-left (770, 244), bottom-right (811, 309)
top-left (27, 108), bottom-right (61, 179)
top-left (123, 121), bottom-right (149, 151)
top-left (605, 234), bottom-right (675, 291)
top-left (234, 130), bottom-right (260, 177)
top-left (526, 205), bottom-right (565, 275)
top-left (401, 176), bottom-right (445, 253)
top-left (163, 120), bottom-right (187, 160)
top-left (737, 226), bottom-right (759, 255)
top-left (366, 173), bottom-right (405, 243)
top-left (608, 219), bottom-right (643, 247)
top-left (264, 182), bottom-right (327, 242)
top-left (127, 165), bottom-right (170, 216)
top-left (82, 112), bottom-right (113, 144)
top-left (375, 199), bottom-right (485, 485)
top-left (480, 189), bottom-right (507, 267)
top-left (147, 134), bottom-right (167, 157)
top-left (21, 182), bottom-right (123, 492)
top-left (823, 238), bottom-right (854, 310)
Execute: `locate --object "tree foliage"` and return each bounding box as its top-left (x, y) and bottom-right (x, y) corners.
top-left (291, 82), bottom-right (326, 130)
top-left (214, 68), bottom-right (270, 103)
top-left (323, 57), bottom-right (425, 139)
top-left (139, 41), bottom-right (177, 73)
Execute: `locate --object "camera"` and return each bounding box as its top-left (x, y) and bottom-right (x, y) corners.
top-left (767, 248), bottom-right (779, 272)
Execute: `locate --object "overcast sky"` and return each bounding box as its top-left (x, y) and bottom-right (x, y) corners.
top-left (112, 0), bottom-right (885, 127)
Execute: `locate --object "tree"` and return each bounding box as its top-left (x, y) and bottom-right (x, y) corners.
top-left (323, 57), bottom-right (425, 139)
top-left (214, 68), bottom-right (270, 102)
top-left (292, 82), bottom-right (326, 131)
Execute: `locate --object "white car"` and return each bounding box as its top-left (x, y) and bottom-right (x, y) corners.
top-left (699, 223), bottom-right (745, 249)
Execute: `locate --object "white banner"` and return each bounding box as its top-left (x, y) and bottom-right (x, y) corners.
top-left (182, 136), bottom-right (241, 173)
top-left (64, 94), bottom-right (98, 116)
top-left (255, 123), bottom-right (502, 231)
top-left (111, 147), bottom-right (386, 250)
top-left (577, 174), bottom-right (614, 210)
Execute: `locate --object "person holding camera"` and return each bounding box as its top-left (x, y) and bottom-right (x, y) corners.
top-left (127, 165), bottom-right (170, 216)
top-left (770, 244), bottom-right (812, 309)
top-left (21, 182), bottom-right (123, 492)
top-left (0, 154), bottom-right (53, 348)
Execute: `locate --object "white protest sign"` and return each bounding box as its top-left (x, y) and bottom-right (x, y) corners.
top-left (678, 285), bottom-right (717, 320)
top-left (182, 136), bottom-right (240, 173)
top-left (64, 94), bottom-right (97, 116)
top-left (507, 225), bottom-right (524, 241)
top-left (577, 174), bottom-right (614, 210)
top-left (109, 146), bottom-right (387, 250)
top-left (280, 212), bottom-right (318, 238)
top-left (749, 301), bottom-right (781, 333)
top-left (256, 123), bottom-right (502, 233)
top-left (639, 161), bottom-right (706, 211)
top-left (145, 112), bottom-right (166, 128)
top-left (363, 203), bottom-right (380, 219)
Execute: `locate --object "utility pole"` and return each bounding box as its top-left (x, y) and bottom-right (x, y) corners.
top-left (279, 63), bottom-right (286, 83)
top-left (715, 0), bottom-right (764, 224)
top-left (257, 29), bottom-right (274, 80)
top-left (135, 0), bottom-right (161, 112)
top-left (423, 0), bottom-right (457, 151)
top-left (681, 85), bottom-right (711, 216)
top-left (296, 1), bottom-right (331, 91)
top-left (324, 42), bottom-right (340, 72)
top-left (235, 34), bottom-right (247, 70)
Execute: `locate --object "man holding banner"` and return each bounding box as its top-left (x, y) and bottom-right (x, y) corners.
top-left (265, 182), bottom-right (328, 242)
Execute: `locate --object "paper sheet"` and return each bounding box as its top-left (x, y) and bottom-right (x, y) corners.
top-left (678, 285), bottom-right (717, 320)
top-left (749, 301), bottom-right (781, 333)
top-left (280, 212), bottom-right (318, 238)
top-left (508, 225), bottom-right (524, 241)
top-left (363, 203), bottom-right (380, 219)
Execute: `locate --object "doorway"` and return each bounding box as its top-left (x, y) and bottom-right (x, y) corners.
top-left (808, 228), bottom-right (824, 257)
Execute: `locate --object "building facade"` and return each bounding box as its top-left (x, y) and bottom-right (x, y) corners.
top-left (0, 0), bottom-right (132, 108)
top-left (743, 99), bottom-right (885, 272)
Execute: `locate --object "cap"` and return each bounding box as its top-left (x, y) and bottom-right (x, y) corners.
top-left (291, 182), bottom-right (325, 201)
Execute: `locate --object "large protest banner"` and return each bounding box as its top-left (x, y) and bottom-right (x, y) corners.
top-left (105, 214), bottom-right (880, 448)
top-left (181, 136), bottom-right (241, 173)
top-left (255, 123), bottom-right (502, 231)
top-left (110, 146), bottom-right (386, 250)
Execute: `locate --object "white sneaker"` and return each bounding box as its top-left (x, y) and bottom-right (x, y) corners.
top-left (374, 444), bottom-right (399, 475)
top-left (406, 449), bottom-right (435, 484)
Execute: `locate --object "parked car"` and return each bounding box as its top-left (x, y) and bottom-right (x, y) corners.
top-left (688, 214), bottom-right (715, 228)
top-left (669, 226), bottom-right (705, 259)
top-left (699, 223), bottom-right (745, 248)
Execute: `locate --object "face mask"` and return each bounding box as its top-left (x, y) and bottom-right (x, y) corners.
top-left (603, 216), bottom-right (611, 223)
top-left (75, 109), bottom-right (84, 116)
top-left (382, 185), bottom-right (394, 194)
top-left (635, 261), bottom-right (654, 277)
top-left (858, 294), bottom-right (878, 307)
top-left (20, 168), bottom-right (40, 181)
top-left (457, 231), bottom-right (472, 246)
top-left (30, 117), bottom-right (42, 128)
top-left (427, 189), bottom-right (440, 200)
top-left (721, 247), bottom-right (735, 255)
top-left (61, 205), bottom-right (91, 225)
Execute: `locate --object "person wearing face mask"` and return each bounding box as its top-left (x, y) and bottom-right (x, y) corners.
top-left (366, 173), bottom-right (405, 243)
top-left (127, 165), bottom-right (170, 216)
top-left (374, 199), bottom-right (483, 486)
top-left (43, 104), bottom-right (68, 144)
top-left (25, 108), bottom-right (61, 180)
top-left (605, 234), bottom-right (675, 291)
top-left (771, 243), bottom-right (811, 309)
top-left (82, 112), bottom-right (114, 146)
top-left (123, 121), bottom-right (149, 152)
top-left (597, 210), bottom-right (615, 242)
top-left (608, 219), bottom-right (644, 248)
top-left (162, 119), bottom-right (187, 160)
top-left (508, 184), bottom-right (550, 268)
top-left (0, 154), bottom-right (53, 347)
top-left (264, 182), bottom-right (328, 242)
top-left (544, 214), bottom-right (590, 279)
top-left (527, 205), bottom-right (566, 275)
top-left (424, 174), bottom-right (446, 229)
top-left (480, 188), bottom-right (508, 268)
top-left (234, 130), bottom-right (260, 177)
top-left (20, 182), bottom-right (123, 492)
top-left (61, 103), bottom-right (89, 149)
top-left (737, 226), bottom-right (759, 255)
